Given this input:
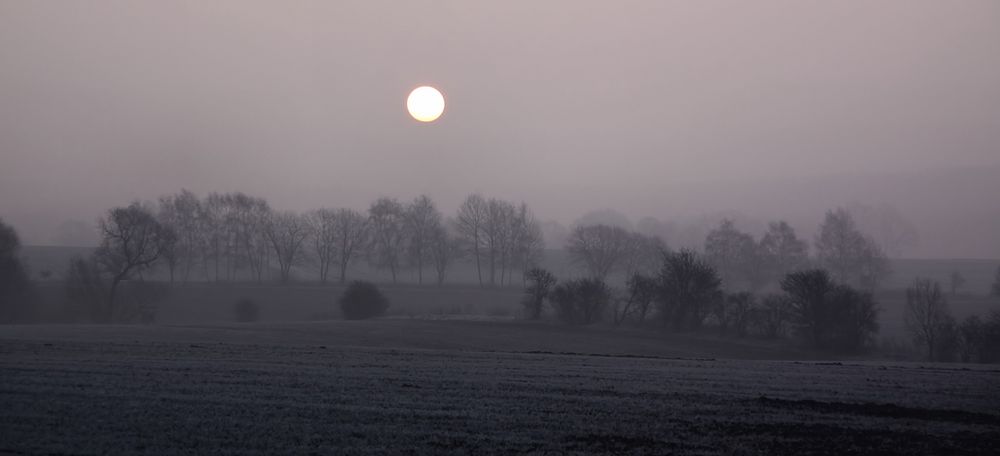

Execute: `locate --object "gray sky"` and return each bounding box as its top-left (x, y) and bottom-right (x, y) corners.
top-left (1, 1), bottom-right (999, 257)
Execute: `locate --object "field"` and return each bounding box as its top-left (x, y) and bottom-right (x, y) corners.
top-left (2, 320), bottom-right (998, 455)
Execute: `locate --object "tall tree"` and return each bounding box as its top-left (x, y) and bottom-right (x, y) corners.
top-left (429, 223), bottom-right (461, 286)
top-left (0, 218), bottom-right (34, 323)
top-left (657, 249), bottom-right (723, 330)
top-left (758, 221), bottom-right (809, 284)
top-left (814, 208), bottom-right (890, 291)
top-left (781, 269), bottom-right (835, 350)
top-left (703, 219), bottom-right (757, 290)
top-left (454, 194), bottom-right (487, 287)
top-left (156, 189), bottom-right (203, 283)
top-left (483, 198), bottom-right (515, 286)
top-left (265, 211), bottom-right (310, 284)
top-left (404, 195), bottom-right (442, 285)
top-left (905, 278), bottom-right (951, 360)
top-left (95, 202), bottom-right (174, 322)
top-left (368, 197), bottom-right (407, 283)
top-left (307, 208), bottom-right (338, 284)
top-left (566, 224), bottom-right (632, 280)
top-left (331, 209), bottom-right (369, 284)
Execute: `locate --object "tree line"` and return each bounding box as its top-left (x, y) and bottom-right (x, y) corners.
top-left (50, 190), bottom-right (544, 321)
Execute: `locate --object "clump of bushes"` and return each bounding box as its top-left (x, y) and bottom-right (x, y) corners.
top-left (339, 281), bottom-right (389, 320)
top-left (550, 278), bottom-right (610, 325)
top-left (233, 298), bottom-right (260, 323)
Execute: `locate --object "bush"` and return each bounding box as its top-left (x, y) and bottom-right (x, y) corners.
top-left (522, 268), bottom-right (556, 319)
top-left (0, 219), bottom-right (35, 323)
top-left (339, 281), bottom-right (389, 320)
top-left (233, 298), bottom-right (260, 322)
top-left (550, 278), bottom-right (610, 325)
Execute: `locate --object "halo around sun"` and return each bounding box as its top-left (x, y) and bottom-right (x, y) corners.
top-left (407, 86), bottom-right (445, 122)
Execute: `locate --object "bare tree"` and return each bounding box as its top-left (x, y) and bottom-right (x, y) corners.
top-left (307, 208), bottom-right (338, 284)
top-left (95, 202), bottom-right (173, 322)
top-left (617, 273), bottom-right (657, 325)
top-left (905, 278), bottom-right (951, 360)
top-left (454, 194), bottom-right (487, 287)
top-left (0, 218), bottom-right (34, 323)
top-left (429, 223), bottom-right (461, 286)
top-left (622, 232), bottom-right (667, 279)
top-left (368, 197), bottom-right (407, 283)
top-left (156, 189), bottom-right (202, 283)
top-left (404, 195), bottom-right (442, 285)
top-left (781, 269), bottom-right (834, 350)
top-left (522, 267), bottom-right (556, 319)
top-left (758, 220), bottom-right (809, 284)
top-left (815, 208), bottom-right (890, 291)
top-left (566, 224), bottom-right (632, 280)
top-left (331, 209), bottom-right (369, 284)
top-left (265, 211), bottom-right (310, 284)
top-left (483, 198), bottom-right (515, 286)
top-left (507, 203), bottom-right (545, 286)
top-left (657, 249), bottom-right (723, 330)
top-left (704, 219), bottom-right (759, 291)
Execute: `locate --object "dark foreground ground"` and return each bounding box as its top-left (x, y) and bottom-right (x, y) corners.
top-left (2, 320), bottom-right (999, 455)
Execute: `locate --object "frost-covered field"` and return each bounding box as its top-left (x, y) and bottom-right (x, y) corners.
top-left (2, 321), bottom-right (998, 455)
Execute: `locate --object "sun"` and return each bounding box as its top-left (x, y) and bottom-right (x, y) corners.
top-left (406, 86), bottom-right (445, 122)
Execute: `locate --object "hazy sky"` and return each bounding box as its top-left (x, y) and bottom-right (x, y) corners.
top-left (1, 1), bottom-right (999, 257)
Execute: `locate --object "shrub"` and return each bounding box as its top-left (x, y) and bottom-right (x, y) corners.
top-left (550, 278), bottom-right (610, 325)
top-left (233, 298), bottom-right (260, 323)
top-left (522, 268), bottom-right (556, 319)
top-left (0, 219), bottom-right (35, 323)
top-left (339, 281), bottom-right (389, 320)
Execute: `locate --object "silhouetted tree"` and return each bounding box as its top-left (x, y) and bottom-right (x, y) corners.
top-left (781, 269), bottom-right (879, 352)
top-left (156, 189), bottom-right (203, 283)
top-left (904, 278), bottom-right (951, 361)
top-left (618, 273), bottom-right (658, 325)
top-left (506, 203), bottom-right (545, 286)
top-left (827, 284), bottom-right (879, 352)
top-left (454, 194), bottom-right (487, 287)
top-left (522, 268), bottom-right (556, 319)
top-left (483, 198), bottom-right (515, 286)
top-left (0, 219), bottom-right (34, 323)
top-left (307, 208), bottom-right (339, 283)
top-left (331, 209), bottom-right (369, 284)
top-left (368, 197), bottom-right (407, 283)
top-left (567, 224), bottom-right (632, 280)
top-left (814, 208), bottom-right (890, 291)
top-left (704, 219), bottom-right (758, 291)
top-left (265, 211), bottom-right (310, 284)
top-left (758, 221), bottom-right (809, 286)
top-left (657, 249), bottom-right (723, 330)
top-left (95, 202), bottom-right (174, 322)
top-left (622, 232), bottom-right (667, 279)
top-left (955, 313), bottom-right (1000, 364)
top-left (404, 195), bottom-right (442, 285)
top-left (429, 223), bottom-right (461, 286)
top-left (781, 269), bottom-right (835, 349)
top-left (550, 278), bottom-right (611, 325)
top-left (753, 293), bottom-right (792, 338)
top-left (719, 292), bottom-right (754, 337)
